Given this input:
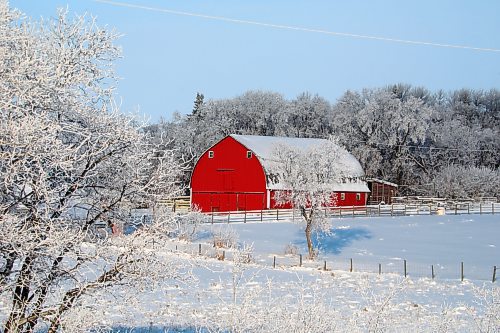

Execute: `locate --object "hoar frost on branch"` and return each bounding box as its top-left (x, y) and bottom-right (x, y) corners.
top-left (0, 3), bottom-right (188, 332)
top-left (270, 138), bottom-right (364, 259)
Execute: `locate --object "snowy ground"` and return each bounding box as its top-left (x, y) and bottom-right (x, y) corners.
top-left (82, 215), bottom-right (499, 331)
top-left (1, 214), bottom-right (498, 332)
top-left (198, 214), bottom-right (499, 281)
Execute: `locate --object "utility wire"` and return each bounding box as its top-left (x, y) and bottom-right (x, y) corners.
top-left (92, 0), bottom-right (500, 53)
top-left (351, 140), bottom-right (497, 153)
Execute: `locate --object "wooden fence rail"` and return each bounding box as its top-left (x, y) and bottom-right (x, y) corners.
top-left (205, 202), bottom-right (499, 224)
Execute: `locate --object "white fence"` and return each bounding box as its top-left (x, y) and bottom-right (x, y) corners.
top-left (206, 202), bottom-right (499, 224)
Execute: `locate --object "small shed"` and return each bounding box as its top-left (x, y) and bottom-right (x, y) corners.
top-left (366, 178), bottom-right (398, 204)
top-left (190, 135), bottom-right (370, 212)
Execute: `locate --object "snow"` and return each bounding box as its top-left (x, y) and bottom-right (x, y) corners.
top-left (198, 214), bottom-right (499, 281)
top-left (231, 134), bottom-right (333, 162)
top-left (70, 213), bottom-right (495, 331)
top-left (230, 134), bottom-right (369, 192)
top-left (2, 214), bottom-right (498, 331)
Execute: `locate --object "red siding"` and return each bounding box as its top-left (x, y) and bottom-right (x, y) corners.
top-left (334, 192), bottom-right (367, 206)
top-left (191, 137), bottom-right (268, 212)
top-left (270, 190), bottom-right (367, 209)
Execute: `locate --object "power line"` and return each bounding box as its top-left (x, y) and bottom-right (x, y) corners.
top-left (352, 140), bottom-right (498, 153)
top-left (92, 0), bottom-right (500, 53)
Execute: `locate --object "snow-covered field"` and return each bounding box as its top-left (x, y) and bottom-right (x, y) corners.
top-left (2, 214), bottom-right (498, 332)
top-left (72, 215), bottom-right (500, 331)
top-left (201, 214), bottom-right (499, 281)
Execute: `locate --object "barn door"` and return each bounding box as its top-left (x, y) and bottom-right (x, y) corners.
top-left (210, 193), bottom-right (220, 212)
top-left (223, 172), bottom-right (234, 190)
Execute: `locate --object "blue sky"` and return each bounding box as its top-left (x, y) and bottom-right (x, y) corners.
top-left (9, 0), bottom-right (500, 122)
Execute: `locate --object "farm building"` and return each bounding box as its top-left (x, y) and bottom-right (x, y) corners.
top-left (366, 178), bottom-right (399, 204)
top-left (190, 135), bottom-right (370, 212)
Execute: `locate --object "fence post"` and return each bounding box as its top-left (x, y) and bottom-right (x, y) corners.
top-left (391, 204), bottom-right (394, 216)
top-left (211, 212), bottom-right (214, 224)
top-left (276, 209), bottom-right (279, 221)
top-left (404, 205), bottom-right (407, 216)
top-left (273, 256), bottom-right (276, 269)
top-left (350, 258), bottom-right (353, 272)
top-left (227, 212), bottom-right (230, 223)
top-left (299, 254), bottom-right (303, 267)
top-left (378, 204), bottom-right (381, 216)
top-left (352, 205), bottom-right (355, 217)
top-left (492, 203), bottom-right (495, 215)
top-left (455, 204), bottom-right (458, 215)
top-left (260, 210), bottom-right (263, 222)
top-left (467, 203), bottom-right (470, 214)
top-left (461, 262), bottom-right (464, 282)
top-left (431, 265), bottom-right (435, 279)
top-left (493, 266), bottom-right (497, 283)
top-left (429, 204), bottom-right (432, 215)
top-left (324, 260), bottom-right (327, 271)
top-left (222, 250), bottom-right (225, 261)
top-left (480, 203), bottom-right (482, 215)
top-left (339, 207), bottom-right (342, 217)
top-left (244, 211), bottom-right (247, 223)
top-left (404, 259), bottom-right (407, 278)
top-left (198, 244), bottom-right (202, 255)
top-left (292, 208), bottom-right (295, 222)
top-left (378, 263), bottom-right (381, 275)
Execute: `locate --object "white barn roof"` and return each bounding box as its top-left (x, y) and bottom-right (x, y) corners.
top-left (230, 134), bottom-right (369, 192)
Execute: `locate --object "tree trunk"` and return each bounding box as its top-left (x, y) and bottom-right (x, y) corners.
top-left (301, 207), bottom-right (315, 259)
top-left (305, 220), bottom-right (314, 259)
top-left (4, 256), bottom-right (33, 333)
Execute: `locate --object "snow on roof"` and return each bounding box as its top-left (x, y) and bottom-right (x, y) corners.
top-left (231, 134), bottom-right (330, 160)
top-left (366, 178), bottom-right (399, 188)
top-left (230, 134), bottom-right (369, 192)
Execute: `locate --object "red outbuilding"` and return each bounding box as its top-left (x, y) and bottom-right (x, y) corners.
top-left (366, 178), bottom-right (398, 204)
top-left (190, 135), bottom-right (370, 212)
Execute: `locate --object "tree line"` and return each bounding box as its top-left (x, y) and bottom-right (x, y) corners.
top-left (149, 86), bottom-right (499, 199)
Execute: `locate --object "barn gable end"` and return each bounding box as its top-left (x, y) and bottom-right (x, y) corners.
top-left (190, 136), bottom-right (268, 212)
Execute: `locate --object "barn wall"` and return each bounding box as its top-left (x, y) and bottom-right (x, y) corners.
top-left (334, 191), bottom-right (367, 206)
top-left (270, 191), bottom-right (367, 209)
top-left (191, 136), bottom-right (267, 212)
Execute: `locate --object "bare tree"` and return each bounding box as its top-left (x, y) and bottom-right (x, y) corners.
top-left (0, 5), bottom-right (185, 332)
top-left (269, 138), bottom-right (365, 259)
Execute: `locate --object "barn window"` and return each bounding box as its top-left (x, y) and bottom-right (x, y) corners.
top-left (246, 151), bottom-right (253, 159)
top-left (208, 151), bottom-right (214, 158)
top-left (356, 193), bottom-right (361, 201)
top-left (340, 193), bottom-right (345, 200)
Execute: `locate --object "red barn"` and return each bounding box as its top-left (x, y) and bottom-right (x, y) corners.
top-left (190, 135), bottom-right (370, 212)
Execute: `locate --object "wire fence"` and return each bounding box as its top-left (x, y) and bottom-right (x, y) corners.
top-left (152, 239), bottom-right (498, 284)
top-left (205, 202), bottom-right (500, 224)
top-left (128, 202), bottom-right (499, 282)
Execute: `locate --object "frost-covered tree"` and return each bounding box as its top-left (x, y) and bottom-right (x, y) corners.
top-left (431, 165), bottom-right (499, 199)
top-left (333, 85), bottom-right (434, 188)
top-left (0, 4), bottom-right (186, 332)
top-left (270, 138), bottom-right (365, 259)
top-left (283, 92), bottom-right (332, 138)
